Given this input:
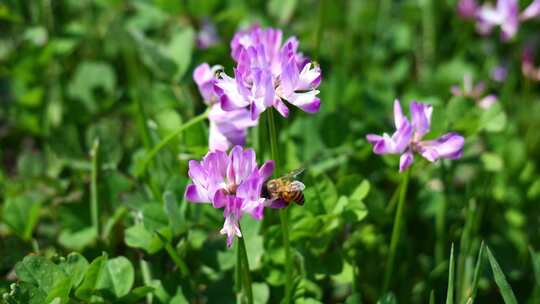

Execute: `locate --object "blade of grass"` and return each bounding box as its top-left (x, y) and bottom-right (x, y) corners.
top-left (530, 247), bottom-right (540, 304)
top-left (485, 246), bottom-right (518, 304)
top-left (383, 169), bottom-right (410, 292)
top-left (429, 290), bottom-right (435, 304)
top-left (529, 247), bottom-right (540, 285)
top-left (446, 243), bottom-right (455, 304)
top-left (90, 139), bottom-right (100, 237)
top-left (155, 231), bottom-right (189, 277)
top-left (467, 241), bottom-right (485, 304)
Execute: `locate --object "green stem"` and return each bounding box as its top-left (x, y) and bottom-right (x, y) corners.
top-left (266, 108), bottom-right (280, 171)
top-left (139, 109), bottom-right (209, 175)
top-left (266, 109), bottom-right (293, 303)
top-left (436, 162), bottom-right (449, 265)
top-left (238, 226), bottom-right (254, 304)
top-left (383, 169), bottom-right (410, 292)
top-left (139, 257), bottom-right (153, 304)
top-left (157, 232), bottom-right (189, 277)
top-left (314, 0), bottom-right (325, 61)
top-left (236, 238), bottom-right (242, 296)
top-left (90, 139), bottom-right (100, 237)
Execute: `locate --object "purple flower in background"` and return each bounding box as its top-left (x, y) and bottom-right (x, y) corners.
top-left (476, 0), bottom-right (519, 40)
top-left (522, 47), bottom-right (540, 81)
top-left (196, 18), bottom-right (220, 49)
top-left (458, 0), bottom-right (479, 19)
top-left (214, 25), bottom-right (321, 120)
top-left (451, 73), bottom-right (498, 109)
top-left (366, 100), bottom-right (465, 172)
top-left (521, 0), bottom-right (540, 20)
top-left (184, 146), bottom-right (275, 246)
top-left (193, 63), bottom-right (257, 151)
top-left (474, 0), bottom-right (540, 40)
top-left (491, 65), bottom-right (508, 82)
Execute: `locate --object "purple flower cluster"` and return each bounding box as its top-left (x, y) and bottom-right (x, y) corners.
top-left (193, 25), bottom-right (321, 152)
top-left (522, 47), bottom-right (540, 81)
top-left (185, 146), bottom-right (274, 246)
top-left (458, 0), bottom-right (540, 40)
top-left (451, 74), bottom-right (498, 109)
top-left (367, 100), bottom-right (465, 172)
top-left (193, 63), bottom-right (257, 151)
top-left (215, 25), bottom-right (322, 120)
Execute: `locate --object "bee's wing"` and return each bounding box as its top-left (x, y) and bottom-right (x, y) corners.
top-left (283, 168), bottom-right (305, 180)
top-left (289, 181), bottom-right (305, 191)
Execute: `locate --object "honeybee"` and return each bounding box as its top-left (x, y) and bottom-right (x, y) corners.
top-left (263, 168), bottom-right (306, 206)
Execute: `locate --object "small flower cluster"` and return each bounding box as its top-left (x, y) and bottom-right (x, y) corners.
top-left (215, 25), bottom-right (322, 120)
top-left (522, 47), bottom-right (540, 81)
top-left (458, 0), bottom-right (540, 40)
top-left (451, 74), bottom-right (498, 109)
top-left (194, 25), bottom-right (322, 152)
top-left (185, 146), bottom-right (275, 246)
top-left (366, 100), bottom-right (465, 172)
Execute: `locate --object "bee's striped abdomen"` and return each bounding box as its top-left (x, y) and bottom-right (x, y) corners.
top-left (291, 191), bottom-right (304, 205)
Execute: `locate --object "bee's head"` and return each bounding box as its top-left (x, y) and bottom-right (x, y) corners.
top-left (266, 180), bottom-right (279, 193)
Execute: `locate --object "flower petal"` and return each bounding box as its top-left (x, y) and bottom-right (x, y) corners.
top-left (184, 184), bottom-right (209, 203)
top-left (213, 189), bottom-right (229, 208)
top-left (478, 94), bottom-right (497, 109)
top-left (417, 132), bottom-right (465, 162)
top-left (285, 91), bottom-right (321, 113)
top-left (258, 160), bottom-right (275, 180)
top-left (521, 0), bottom-right (540, 20)
top-left (393, 99), bottom-right (406, 129)
top-left (410, 101), bottom-right (432, 139)
top-left (220, 196), bottom-right (243, 247)
top-left (399, 149), bottom-right (414, 172)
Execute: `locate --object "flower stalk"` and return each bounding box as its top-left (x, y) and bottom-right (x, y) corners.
top-left (383, 169), bottom-right (410, 292)
top-left (266, 109), bottom-right (293, 303)
top-left (90, 139), bottom-right (100, 238)
top-left (238, 226), bottom-right (254, 304)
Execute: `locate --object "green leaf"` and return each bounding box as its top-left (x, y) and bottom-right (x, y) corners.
top-left (58, 227), bottom-right (97, 251)
top-left (58, 253), bottom-right (89, 288)
top-left (67, 61), bottom-right (116, 113)
top-left (2, 282), bottom-right (47, 304)
top-left (253, 282), bottom-right (270, 304)
top-left (97, 256), bottom-right (134, 298)
top-left (445, 244), bottom-right (455, 304)
top-left (166, 27), bottom-right (195, 80)
top-left (377, 292), bottom-right (397, 304)
top-left (164, 191), bottom-right (184, 235)
top-left (529, 247), bottom-right (540, 286)
top-left (15, 256), bottom-right (68, 294)
top-left (239, 217), bottom-right (264, 271)
top-left (468, 242), bottom-right (485, 303)
top-left (3, 194), bottom-right (42, 240)
top-left (142, 204), bottom-right (169, 231)
top-left (117, 286), bottom-right (155, 303)
top-left (75, 255), bottom-right (107, 301)
top-left (485, 246), bottom-right (518, 304)
top-left (480, 103), bottom-right (506, 132)
top-left (481, 153), bottom-right (504, 172)
top-left (268, 0), bottom-right (297, 24)
top-left (130, 29), bottom-right (176, 79)
top-left (124, 223), bottom-right (167, 254)
top-left (351, 180), bottom-right (370, 202)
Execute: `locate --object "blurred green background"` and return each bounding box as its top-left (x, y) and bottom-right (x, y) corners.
top-left (1, 0), bottom-right (540, 303)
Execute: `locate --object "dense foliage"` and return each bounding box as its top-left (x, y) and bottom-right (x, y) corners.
top-left (1, 0), bottom-right (540, 303)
